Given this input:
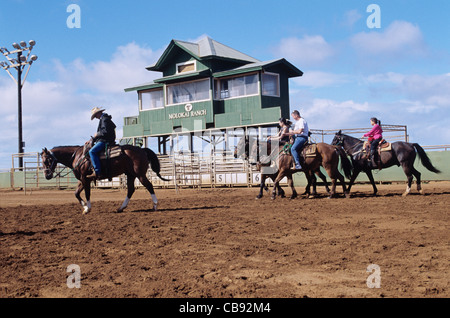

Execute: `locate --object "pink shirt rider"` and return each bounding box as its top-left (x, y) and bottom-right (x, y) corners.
top-left (364, 124), bottom-right (383, 140)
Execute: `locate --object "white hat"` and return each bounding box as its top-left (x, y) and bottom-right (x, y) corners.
top-left (91, 107), bottom-right (105, 120)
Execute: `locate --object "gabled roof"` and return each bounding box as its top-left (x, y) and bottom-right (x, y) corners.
top-left (213, 58), bottom-right (303, 78)
top-left (147, 36), bottom-right (260, 71)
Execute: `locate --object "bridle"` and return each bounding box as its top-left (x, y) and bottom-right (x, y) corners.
top-left (43, 151), bottom-right (58, 176)
top-left (335, 134), bottom-right (364, 156)
top-left (42, 148), bottom-right (86, 178)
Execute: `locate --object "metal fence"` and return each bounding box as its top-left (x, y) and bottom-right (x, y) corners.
top-left (4, 151), bottom-right (282, 192)
top-left (3, 131), bottom-right (449, 191)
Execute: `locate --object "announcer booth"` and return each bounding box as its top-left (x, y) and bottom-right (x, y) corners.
top-left (121, 37), bottom-right (302, 185)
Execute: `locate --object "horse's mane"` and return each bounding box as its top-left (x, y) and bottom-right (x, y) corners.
top-left (52, 145), bottom-right (82, 149)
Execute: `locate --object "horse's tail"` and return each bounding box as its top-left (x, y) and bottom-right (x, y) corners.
top-left (413, 143), bottom-right (441, 173)
top-left (335, 146), bottom-right (353, 179)
top-left (143, 148), bottom-right (171, 181)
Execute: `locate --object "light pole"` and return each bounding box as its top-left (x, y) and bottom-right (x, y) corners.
top-left (0, 40), bottom-right (38, 170)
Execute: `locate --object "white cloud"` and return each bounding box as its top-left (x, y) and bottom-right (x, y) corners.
top-left (342, 9), bottom-right (362, 28)
top-left (298, 98), bottom-right (370, 131)
top-left (351, 21), bottom-right (426, 57)
top-left (293, 71), bottom-right (352, 88)
top-left (54, 42), bottom-right (161, 94)
top-left (366, 72), bottom-right (450, 108)
top-left (0, 42), bottom-right (160, 169)
top-left (365, 72), bottom-right (406, 85)
top-left (274, 35), bottom-right (335, 67)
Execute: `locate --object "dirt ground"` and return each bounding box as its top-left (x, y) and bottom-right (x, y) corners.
top-left (0, 181), bottom-right (448, 298)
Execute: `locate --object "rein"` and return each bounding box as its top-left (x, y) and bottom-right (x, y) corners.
top-left (48, 147), bottom-right (88, 178)
top-left (339, 137), bottom-right (364, 157)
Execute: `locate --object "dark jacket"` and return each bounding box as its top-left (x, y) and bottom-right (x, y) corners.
top-left (95, 113), bottom-right (116, 144)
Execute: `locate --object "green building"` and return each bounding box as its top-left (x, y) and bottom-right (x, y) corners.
top-left (122, 36), bottom-right (303, 154)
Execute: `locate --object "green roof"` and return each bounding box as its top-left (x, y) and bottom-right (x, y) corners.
top-left (124, 82), bottom-right (163, 92)
top-left (147, 36), bottom-right (259, 72)
top-left (213, 58), bottom-right (303, 78)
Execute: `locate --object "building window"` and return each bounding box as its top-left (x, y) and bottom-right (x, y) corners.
top-left (262, 72), bottom-right (280, 97)
top-left (166, 78), bottom-right (210, 105)
top-left (214, 73), bottom-right (259, 100)
top-left (140, 89), bottom-right (164, 110)
top-left (176, 61), bottom-right (196, 74)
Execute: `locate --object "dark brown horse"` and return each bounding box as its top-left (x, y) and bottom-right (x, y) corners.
top-left (331, 131), bottom-right (441, 196)
top-left (235, 137), bottom-right (351, 199)
top-left (268, 142), bottom-right (352, 199)
top-left (41, 144), bottom-right (169, 214)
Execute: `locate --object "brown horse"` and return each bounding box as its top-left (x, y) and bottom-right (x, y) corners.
top-left (41, 144), bottom-right (169, 214)
top-left (268, 142), bottom-right (352, 199)
top-left (235, 137), bottom-right (351, 199)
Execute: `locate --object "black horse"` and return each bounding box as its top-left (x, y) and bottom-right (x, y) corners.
top-left (331, 130), bottom-right (441, 196)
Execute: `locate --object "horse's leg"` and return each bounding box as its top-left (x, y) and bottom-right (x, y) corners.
top-left (337, 171), bottom-right (349, 198)
top-left (401, 163), bottom-right (414, 197)
top-left (411, 166), bottom-right (423, 194)
top-left (117, 174), bottom-right (136, 213)
top-left (256, 175), bottom-right (266, 199)
top-left (302, 171), bottom-right (312, 196)
top-left (346, 167), bottom-right (361, 194)
top-left (82, 181), bottom-right (92, 215)
top-left (277, 184), bottom-right (286, 198)
top-left (315, 170), bottom-right (330, 195)
top-left (138, 175), bottom-right (158, 210)
top-left (287, 174), bottom-right (297, 199)
top-left (365, 169), bottom-right (378, 196)
top-left (304, 171), bottom-right (314, 199)
top-left (323, 165), bottom-right (337, 199)
top-left (75, 181), bottom-right (89, 214)
top-left (271, 171), bottom-right (285, 200)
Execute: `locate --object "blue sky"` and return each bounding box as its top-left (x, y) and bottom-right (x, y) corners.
top-left (1, 0), bottom-right (449, 168)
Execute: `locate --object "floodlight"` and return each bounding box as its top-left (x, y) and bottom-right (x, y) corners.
top-left (30, 55), bottom-right (38, 61)
top-left (20, 41), bottom-right (27, 47)
top-left (29, 40), bottom-right (36, 47)
top-left (12, 43), bottom-right (20, 49)
top-left (20, 55), bottom-right (27, 62)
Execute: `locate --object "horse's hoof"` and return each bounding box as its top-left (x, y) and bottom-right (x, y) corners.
top-left (402, 192), bottom-right (409, 197)
top-left (419, 189), bottom-right (425, 195)
top-left (345, 193), bottom-right (351, 199)
top-left (82, 208), bottom-right (91, 215)
top-left (255, 195), bottom-right (262, 200)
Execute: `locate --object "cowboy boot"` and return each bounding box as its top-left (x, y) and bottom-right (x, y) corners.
top-left (86, 170), bottom-right (98, 179)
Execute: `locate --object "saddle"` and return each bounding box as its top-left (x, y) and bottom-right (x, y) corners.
top-left (287, 143), bottom-right (318, 169)
top-left (303, 143), bottom-right (318, 158)
top-left (99, 144), bottom-right (123, 160)
top-left (363, 139), bottom-right (392, 154)
top-left (84, 143), bottom-right (124, 181)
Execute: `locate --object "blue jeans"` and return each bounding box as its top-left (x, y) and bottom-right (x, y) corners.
top-left (291, 136), bottom-right (308, 166)
top-left (89, 141), bottom-right (106, 174)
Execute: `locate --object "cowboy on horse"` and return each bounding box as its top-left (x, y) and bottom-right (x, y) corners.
top-left (87, 107), bottom-right (117, 179)
top-left (287, 110), bottom-right (309, 170)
